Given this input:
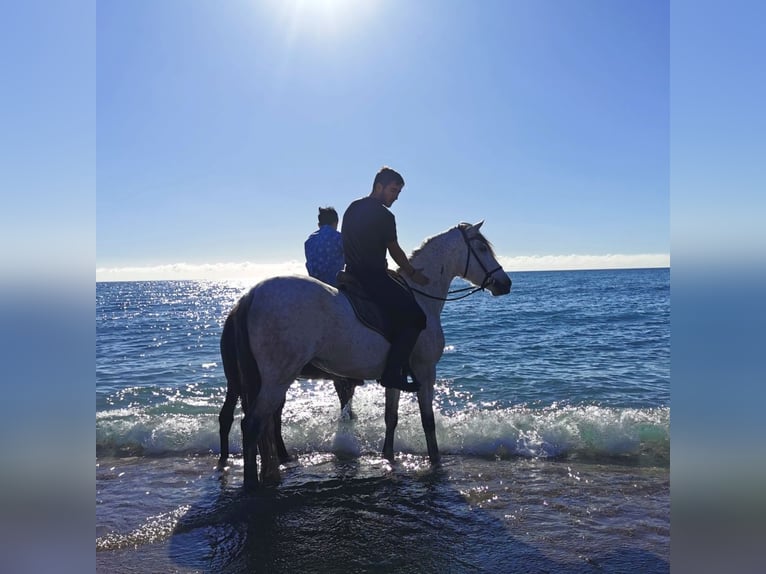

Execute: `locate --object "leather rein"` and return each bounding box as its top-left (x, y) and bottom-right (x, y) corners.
top-left (406, 226), bottom-right (503, 302)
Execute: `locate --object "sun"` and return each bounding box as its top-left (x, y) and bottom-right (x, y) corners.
top-left (275, 0), bottom-right (378, 39)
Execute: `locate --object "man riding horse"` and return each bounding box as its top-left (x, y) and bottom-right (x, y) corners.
top-left (341, 167), bottom-right (430, 392)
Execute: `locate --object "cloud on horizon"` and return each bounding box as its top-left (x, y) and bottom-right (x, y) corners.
top-left (96, 253), bottom-right (669, 282)
top-left (499, 253), bottom-right (670, 272)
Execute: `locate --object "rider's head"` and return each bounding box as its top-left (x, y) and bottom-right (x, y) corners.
top-left (371, 166), bottom-right (405, 207)
top-left (317, 206), bottom-right (339, 228)
top-left (372, 166), bottom-right (404, 191)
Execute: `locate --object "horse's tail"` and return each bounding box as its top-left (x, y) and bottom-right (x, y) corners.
top-left (234, 288), bottom-right (261, 404)
top-left (220, 307), bottom-right (240, 401)
top-left (217, 288), bottom-right (260, 466)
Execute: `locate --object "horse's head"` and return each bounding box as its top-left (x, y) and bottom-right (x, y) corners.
top-left (459, 221), bottom-right (512, 296)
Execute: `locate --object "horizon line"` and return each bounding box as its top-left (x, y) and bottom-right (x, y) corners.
top-left (95, 253), bottom-right (670, 282)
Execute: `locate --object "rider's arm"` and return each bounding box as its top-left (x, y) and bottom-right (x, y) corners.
top-left (387, 240), bottom-right (429, 285)
top-left (387, 240), bottom-right (412, 273)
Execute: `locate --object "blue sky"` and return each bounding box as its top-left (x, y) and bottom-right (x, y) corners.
top-left (96, 0), bottom-right (669, 281)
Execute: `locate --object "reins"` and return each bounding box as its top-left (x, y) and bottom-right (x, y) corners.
top-left (404, 226), bottom-right (503, 302)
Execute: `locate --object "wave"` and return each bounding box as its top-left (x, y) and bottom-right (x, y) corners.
top-left (96, 385), bottom-right (669, 467)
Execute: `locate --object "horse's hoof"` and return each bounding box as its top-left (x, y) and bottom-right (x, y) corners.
top-left (340, 406), bottom-right (356, 421)
top-left (260, 472), bottom-right (282, 486)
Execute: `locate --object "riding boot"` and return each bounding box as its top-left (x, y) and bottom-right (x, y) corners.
top-left (379, 326), bottom-right (422, 392)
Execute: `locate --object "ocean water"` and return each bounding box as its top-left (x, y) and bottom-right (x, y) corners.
top-left (96, 268), bottom-right (670, 573)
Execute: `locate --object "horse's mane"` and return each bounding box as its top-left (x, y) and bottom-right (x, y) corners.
top-left (410, 222), bottom-right (496, 259)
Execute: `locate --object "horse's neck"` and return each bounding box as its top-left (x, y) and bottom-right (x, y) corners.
top-left (406, 233), bottom-right (464, 316)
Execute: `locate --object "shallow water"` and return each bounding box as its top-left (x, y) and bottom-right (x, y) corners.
top-left (97, 454), bottom-right (668, 573)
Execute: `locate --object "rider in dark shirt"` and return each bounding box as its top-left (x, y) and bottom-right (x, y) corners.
top-left (341, 167), bottom-right (429, 392)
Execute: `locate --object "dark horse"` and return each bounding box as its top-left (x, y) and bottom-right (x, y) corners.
top-left (219, 222), bottom-right (511, 488)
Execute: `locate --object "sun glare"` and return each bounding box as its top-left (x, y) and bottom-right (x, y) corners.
top-left (274, 0), bottom-right (378, 40)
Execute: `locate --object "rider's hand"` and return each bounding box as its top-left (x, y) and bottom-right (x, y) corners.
top-left (410, 268), bottom-right (430, 286)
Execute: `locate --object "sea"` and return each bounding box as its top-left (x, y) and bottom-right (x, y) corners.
top-left (96, 268), bottom-right (670, 573)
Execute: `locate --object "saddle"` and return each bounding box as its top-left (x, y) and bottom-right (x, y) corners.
top-left (336, 270), bottom-right (410, 342)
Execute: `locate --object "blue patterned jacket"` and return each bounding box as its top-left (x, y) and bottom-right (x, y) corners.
top-left (304, 225), bottom-right (345, 287)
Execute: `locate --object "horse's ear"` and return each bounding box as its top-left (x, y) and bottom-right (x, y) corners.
top-left (473, 220), bottom-right (484, 231)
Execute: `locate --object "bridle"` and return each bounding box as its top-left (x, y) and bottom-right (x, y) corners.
top-left (408, 226), bottom-right (504, 302)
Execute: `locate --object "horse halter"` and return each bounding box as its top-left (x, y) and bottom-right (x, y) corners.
top-left (409, 225), bottom-right (504, 302)
top-left (458, 225), bottom-right (503, 291)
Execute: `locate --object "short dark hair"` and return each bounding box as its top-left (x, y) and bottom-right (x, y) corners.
top-left (372, 166), bottom-right (404, 191)
top-left (318, 206), bottom-right (339, 226)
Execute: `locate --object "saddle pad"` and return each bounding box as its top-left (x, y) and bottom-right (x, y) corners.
top-left (336, 271), bottom-right (398, 342)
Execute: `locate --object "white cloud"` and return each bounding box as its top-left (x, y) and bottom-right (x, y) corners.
top-left (498, 253), bottom-right (670, 272)
top-left (96, 260), bottom-right (308, 282)
top-left (96, 253), bottom-right (669, 282)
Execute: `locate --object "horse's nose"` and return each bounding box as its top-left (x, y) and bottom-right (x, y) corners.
top-left (490, 275), bottom-right (512, 295)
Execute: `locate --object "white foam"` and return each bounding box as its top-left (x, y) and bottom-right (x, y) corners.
top-left (97, 381), bottom-right (669, 462)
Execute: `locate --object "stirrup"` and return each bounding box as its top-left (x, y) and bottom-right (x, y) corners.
top-left (378, 369), bottom-right (420, 392)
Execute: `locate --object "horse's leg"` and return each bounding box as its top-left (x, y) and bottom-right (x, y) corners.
top-left (218, 311), bottom-right (240, 468)
top-left (241, 409), bottom-right (282, 488)
top-left (246, 385), bottom-right (291, 485)
top-left (383, 388), bottom-right (401, 461)
top-left (242, 405), bottom-right (282, 488)
top-left (242, 403), bottom-right (286, 490)
top-left (274, 396), bottom-right (290, 463)
top-left (258, 411), bottom-right (284, 484)
top-left (241, 413), bottom-right (259, 490)
top-left (258, 413), bottom-right (282, 484)
top-left (333, 377), bottom-right (358, 419)
top-left (218, 390), bottom-right (238, 468)
top-left (416, 366), bottom-right (441, 465)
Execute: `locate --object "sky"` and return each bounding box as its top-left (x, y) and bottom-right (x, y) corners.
top-left (96, 0), bottom-right (669, 282)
